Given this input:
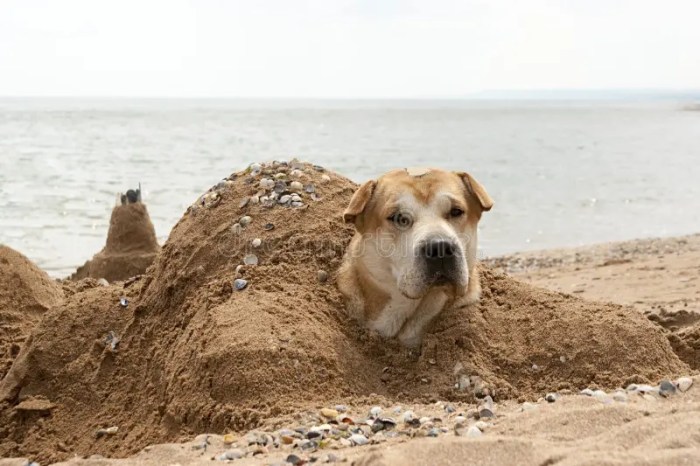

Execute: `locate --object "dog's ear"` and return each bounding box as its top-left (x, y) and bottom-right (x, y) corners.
top-left (456, 172), bottom-right (493, 212)
top-left (343, 180), bottom-right (377, 226)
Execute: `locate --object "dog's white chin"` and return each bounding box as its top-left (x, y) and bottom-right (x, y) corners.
top-left (398, 271), bottom-right (469, 300)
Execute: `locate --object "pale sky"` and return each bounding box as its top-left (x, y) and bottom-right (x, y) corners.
top-left (1, 0), bottom-right (698, 98)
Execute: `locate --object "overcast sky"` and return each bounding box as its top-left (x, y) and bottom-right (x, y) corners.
top-left (1, 0), bottom-right (698, 98)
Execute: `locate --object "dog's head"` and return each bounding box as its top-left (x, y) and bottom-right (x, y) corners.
top-left (343, 168), bottom-right (493, 300)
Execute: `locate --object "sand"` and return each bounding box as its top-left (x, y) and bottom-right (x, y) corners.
top-left (71, 203), bottom-right (160, 283)
top-left (0, 246), bottom-right (63, 380)
top-left (487, 234), bottom-right (700, 371)
top-left (0, 161), bottom-right (697, 465)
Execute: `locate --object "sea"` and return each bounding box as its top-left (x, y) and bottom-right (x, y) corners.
top-left (1, 97), bottom-right (698, 278)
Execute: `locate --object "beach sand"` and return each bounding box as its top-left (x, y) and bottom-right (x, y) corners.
top-left (1, 162), bottom-right (698, 465)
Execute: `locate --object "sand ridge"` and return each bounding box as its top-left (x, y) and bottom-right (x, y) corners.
top-left (0, 161), bottom-right (693, 464)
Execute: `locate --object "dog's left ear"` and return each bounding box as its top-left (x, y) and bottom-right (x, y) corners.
top-left (343, 180), bottom-right (377, 226)
top-left (456, 172), bottom-right (493, 212)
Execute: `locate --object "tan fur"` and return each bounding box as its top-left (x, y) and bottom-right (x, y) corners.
top-left (337, 168), bottom-right (493, 349)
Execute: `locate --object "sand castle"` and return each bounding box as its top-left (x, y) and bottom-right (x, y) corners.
top-left (0, 162), bottom-right (695, 464)
top-left (71, 188), bottom-right (160, 282)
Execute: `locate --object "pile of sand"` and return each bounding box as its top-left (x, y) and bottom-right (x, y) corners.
top-left (0, 161), bottom-right (690, 464)
top-left (71, 203), bottom-right (160, 282)
top-left (0, 246), bottom-right (63, 380)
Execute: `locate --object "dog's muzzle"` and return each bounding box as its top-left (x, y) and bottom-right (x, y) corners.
top-left (420, 239), bottom-right (460, 285)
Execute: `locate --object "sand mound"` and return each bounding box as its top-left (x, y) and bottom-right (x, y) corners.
top-left (71, 203), bottom-right (160, 282)
top-left (0, 161), bottom-right (690, 463)
top-left (0, 246), bottom-right (63, 380)
top-left (669, 322), bottom-right (700, 370)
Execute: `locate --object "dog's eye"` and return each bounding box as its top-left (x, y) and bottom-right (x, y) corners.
top-left (389, 212), bottom-right (413, 229)
top-left (449, 207), bottom-right (464, 218)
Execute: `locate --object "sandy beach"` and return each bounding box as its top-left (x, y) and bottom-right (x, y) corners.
top-left (1, 161), bottom-right (698, 466)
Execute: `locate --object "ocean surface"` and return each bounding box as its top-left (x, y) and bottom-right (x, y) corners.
top-left (1, 98), bottom-right (698, 278)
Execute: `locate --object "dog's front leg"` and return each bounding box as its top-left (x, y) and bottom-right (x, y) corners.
top-left (397, 291), bottom-right (448, 350)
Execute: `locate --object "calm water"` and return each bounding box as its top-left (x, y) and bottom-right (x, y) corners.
top-left (1, 98), bottom-right (698, 277)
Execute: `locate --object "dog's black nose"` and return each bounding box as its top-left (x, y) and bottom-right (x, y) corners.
top-left (424, 239), bottom-right (456, 259)
top-left (422, 240), bottom-right (458, 284)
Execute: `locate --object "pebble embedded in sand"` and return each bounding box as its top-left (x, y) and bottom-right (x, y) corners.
top-left (234, 279), bottom-right (248, 291)
top-left (612, 391), bottom-right (628, 402)
top-left (250, 195), bottom-right (259, 205)
top-left (320, 174), bottom-right (331, 183)
top-left (95, 426), bottom-right (119, 438)
top-left (402, 410), bottom-right (414, 423)
top-left (252, 238), bottom-right (262, 248)
top-left (279, 195), bottom-right (291, 204)
top-left (264, 223), bottom-right (275, 231)
top-left (231, 223), bottom-right (243, 235)
top-left (677, 377), bottom-right (693, 392)
top-left (545, 392), bottom-right (559, 403)
top-left (659, 380), bottom-right (676, 397)
top-left (239, 197), bottom-right (250, 208)
top-left (466, 425), bottom-right (482, 438)
top-left (119, 297), bottom-right (128, 307)
top-left (304, 183), bottom-right (316, 193)
top-left (290, 169), bottom-right (303, 178)
top-left (249, 163), bottom-right (262, 175)
top-left (97, 278), bottom-right (109, 287)
top-left (243, 254), bottom-right (258, 265)
top-left (317, 270), bottom-right (329, 283)
top-left (259, 178), bottom-right (274, 190)
top-left (349, 434), bottom-right (369, 446)
top-left (239, 216), bottom-right (252, 227)
top-left (320, 408), bottom-right (339, 419)
top-left (274, 180), bottom-right (287, 193)
top-left (370, 406), bottom-right (383, 418)
top-left (580, 388), bottom-right (595, 396)
top-left (290, 181), bottom-right (303, 193)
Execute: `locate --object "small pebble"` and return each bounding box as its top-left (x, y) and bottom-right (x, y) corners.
top-left (370, 406), bottom-right (382, 418)
top-left (231, 223), bottom-right (243, 235)
top-left (466, 425), bottom-right (482, 438)
top-left (252, 238), bottom-right (262, 248)
top-left (239, 197), bottom-right (250, 208)
top-left (427, 428), bottom-right (440, 437)
top-left (222, 433), bottom-right (235, 445)
top-left (313, 165), bottom-right (325, 172)
top-left (580, 388), bottom-right (595, 396)
top-left (444, 404), bottom-right (456, 414)
top-left (677, 377), bottom-right (693, 392)
top-left (402, 410), bottom-right (414, 423)
top-left (419, 416), bottom-right (431, 425)
top-left (320, 408), bottom-right (339, 419)
top-left (286, 454), bottom-right (304, 466)
top-left (290, 169), bottom-right (303, 178)
top-left (291, 201), bottom-right (304, 208)
top-left (259, 178), bottom-right (275, 190)
top-left (545, 393), bottom-right (559, 403)
top-left (119, 297), bottom-right (128, 307)
top-left (475, 421), bottom-right (488, 431)
top-left (659, 380), bottom-right (676, 397)
top-left (321, 175), bottom-right (331, 183)
top-left (612, 391), bottom-right (628, 402)
top-left (97, 278), bottom-right (109, 287)
top-left (274, 180), bottom-right (287, 193)
top-left (279, 194), bottom-right (291, 204)
top-left (334, 404), bottom-right (348, 413)
top-left (349, 434), bottom-right (369, 446)
top-left (96, 426), bottom-right (119, 438)
top-left (250, 195), bottom-right (259, 204)
top-left (317, 270), bottom-right (329, 283)
top-left (234, 279), bottom-right (248, 291)
top-left (249, 163), bottom-right (262, 174)
top-left (239, 216), bottom-right (252, 227)
top-left (243, 254), bottom-right (258, 265)
top-left (304, 183), bottom-right (316, 193)
top-left (218, 449), bottom-right (244, 461)
top-left (264, 223), bottom-right (275, 231)
top-left (290, 181), bottom-right (303, 193)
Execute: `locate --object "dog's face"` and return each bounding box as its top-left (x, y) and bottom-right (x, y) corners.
top-left (344, 168), bottom-right (493, 300)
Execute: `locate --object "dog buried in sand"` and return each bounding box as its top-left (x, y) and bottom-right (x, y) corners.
top-left (338, 167), bottom-right (493, 349)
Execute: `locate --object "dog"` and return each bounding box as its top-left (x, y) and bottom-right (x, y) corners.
top-left (337, 167), bottom-right (493, 349)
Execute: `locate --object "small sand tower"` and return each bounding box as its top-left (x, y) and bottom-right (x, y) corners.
top-left (71, 186), bottom-right (160, 282)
